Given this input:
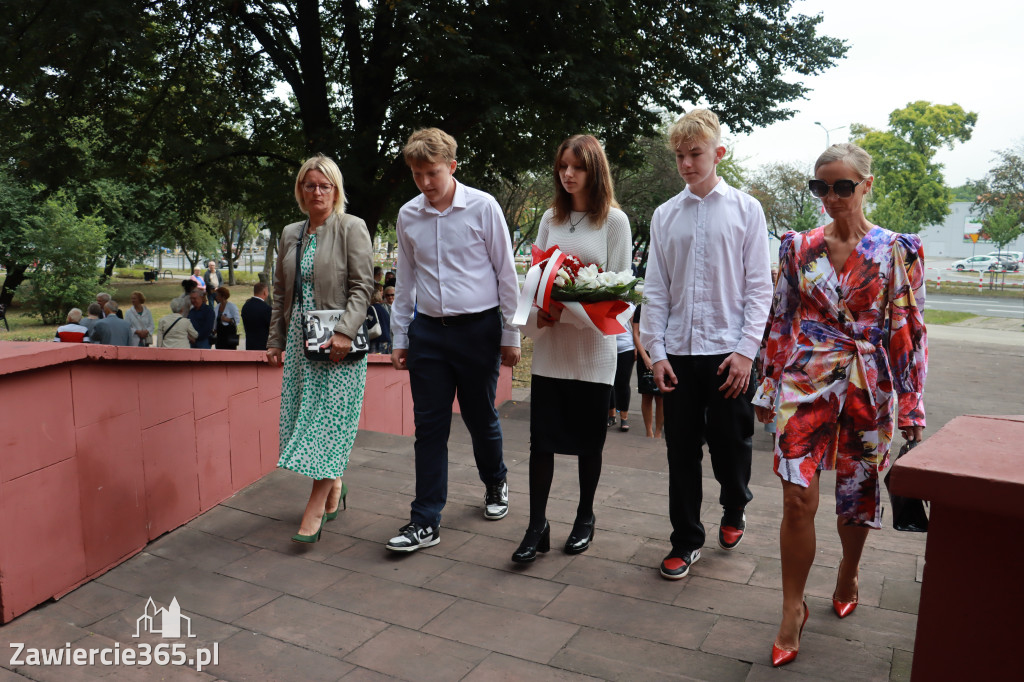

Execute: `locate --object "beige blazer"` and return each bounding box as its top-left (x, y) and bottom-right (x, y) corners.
top-left (268, 211), bottom-right (374, 350)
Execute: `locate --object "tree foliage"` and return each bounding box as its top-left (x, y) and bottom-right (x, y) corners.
top-left (24, 192), bottom-right (107, 325)
top-left (852, 101), bottom-right (977, 233)
top-left (1, 0), bottom-right (846, 308)
top-left (746, 161), bottom-right (820, 238)
top-left (220, 0), bottom-right (845, 234)
top-left (974, 142), bottom-right (1024, 249)
top-left (981, 205), bottom-right (1022, 251)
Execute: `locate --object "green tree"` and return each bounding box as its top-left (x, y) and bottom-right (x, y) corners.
top-left (853, 101), bottom-right (977, 233)
top-left (951, 179), bottom-right (988, 203)
top-left (747, 162), bottom-right (820, 238)
top-left (218, 0), bottom-right (846, 234)
top-left (0, 167), bottom-right (36, 309)
top-left (25, 192), bottom-right (107, 324)
top-left (975, 142), bottom-right (1024, 220)
top-left (980, 204), bottom-right (1022, 252)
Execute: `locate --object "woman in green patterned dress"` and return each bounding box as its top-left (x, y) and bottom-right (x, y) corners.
top-left (267, 154), bottom-right (375, 543)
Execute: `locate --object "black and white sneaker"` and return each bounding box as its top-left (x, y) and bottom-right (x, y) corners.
top-left (386, 522), bottom-right (440, 552)
top-left (484, 478), bottom-right (509, 520)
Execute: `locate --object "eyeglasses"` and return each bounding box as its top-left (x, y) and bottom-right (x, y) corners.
top-left (808, 179), bottom-right (863, 198)
top-left (302, 183), bottom-right (335, 194)
top-left (384, 293), bottom-right (395, 298)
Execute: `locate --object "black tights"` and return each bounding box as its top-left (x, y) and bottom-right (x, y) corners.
top-left (528, 447), bottom-right (603, 528)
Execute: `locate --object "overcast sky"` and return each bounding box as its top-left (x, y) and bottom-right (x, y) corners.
top-left (727, 0), bottom-right (1023, 186)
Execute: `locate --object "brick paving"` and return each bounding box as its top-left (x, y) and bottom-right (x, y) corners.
top-left (1, 332), bottom-right (1020, 681)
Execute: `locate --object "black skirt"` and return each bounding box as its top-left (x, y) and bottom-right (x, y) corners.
top-left (530, 375), bottom-right (612, 456)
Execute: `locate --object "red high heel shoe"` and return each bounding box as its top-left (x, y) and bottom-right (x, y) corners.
top-left (832, 562), bottom-right (859, 618)
top-left (771, 600), bottom-right (808, 667)
top-left (832, 593), bottom-right (858, 618)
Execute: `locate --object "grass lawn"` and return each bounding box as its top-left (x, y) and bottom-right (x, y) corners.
top-left (922, 309), bottom-right (977, 326)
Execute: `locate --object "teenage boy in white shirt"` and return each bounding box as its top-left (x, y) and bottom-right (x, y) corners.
top-left (640, 109), bottom-right (773, 579)
top-left (387, 127), bottom-right (521, 552)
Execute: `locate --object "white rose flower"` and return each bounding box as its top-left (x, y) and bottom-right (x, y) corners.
top-left (575, 264), bottom-right (602, 289)
top-left (554, 269), bottom-right (571, 287)
top-left (598, 270), bottom-right (633, 287)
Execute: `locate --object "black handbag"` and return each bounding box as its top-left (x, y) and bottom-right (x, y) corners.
top-left (637, 367), bottom-right (660, 395)
top-left (294, 226), bottom-right (370, 362)
top-left (883, 440), bottom-right (929, 532)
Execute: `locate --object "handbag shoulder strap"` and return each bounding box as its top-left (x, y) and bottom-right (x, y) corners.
top-left (294, 220), bottom-right (309, 308)
top-left (165, 316), bottom-right (183, 334)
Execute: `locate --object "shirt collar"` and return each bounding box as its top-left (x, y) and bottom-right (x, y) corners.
top-left (415, 179), bottom-right (466, 215)
top-left (682, 177), bottom-right (729, 201)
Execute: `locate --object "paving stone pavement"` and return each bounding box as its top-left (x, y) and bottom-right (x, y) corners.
top-left (1, 332), bottom-right (1020, 681)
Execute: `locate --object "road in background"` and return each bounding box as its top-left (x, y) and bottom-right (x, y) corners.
top-left (927, 293), bottom-right (1024, 319)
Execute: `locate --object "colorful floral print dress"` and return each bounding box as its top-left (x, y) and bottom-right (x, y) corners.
top-left (278, 234), bottom-right (367, 480)
top-left (753, 226), bottom-right (927, 528)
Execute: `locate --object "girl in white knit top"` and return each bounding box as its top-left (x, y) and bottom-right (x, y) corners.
top-left (512, 135), bottom-right (631, 563)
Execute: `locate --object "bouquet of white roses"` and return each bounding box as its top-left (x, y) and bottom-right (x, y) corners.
top-left (550, 254), bottom-right (644, 305)
top-left (512, 245), bottom-right (643, 336)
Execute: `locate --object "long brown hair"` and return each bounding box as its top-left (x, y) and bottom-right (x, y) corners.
top-left (551, 134), bottom-right (618, 227)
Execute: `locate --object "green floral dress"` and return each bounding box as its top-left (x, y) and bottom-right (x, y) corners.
top-left (278, 233), bottom-right (367, 479)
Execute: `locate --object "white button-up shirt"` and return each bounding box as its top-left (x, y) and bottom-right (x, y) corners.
top-left (392, 181), bottom-right (521, 349)
top-left (640, 179), bottom-right (773, 363)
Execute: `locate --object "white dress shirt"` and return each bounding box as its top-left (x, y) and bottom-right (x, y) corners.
top-left (392, 181), bottom-right (521, 349)
top-left (640, 179), bottom-right (773, 364)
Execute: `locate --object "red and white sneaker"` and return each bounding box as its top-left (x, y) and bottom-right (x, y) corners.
top-left (718, 511), bottom-right (746, 550)
top-left (660, 549), bottom-right (701, 580)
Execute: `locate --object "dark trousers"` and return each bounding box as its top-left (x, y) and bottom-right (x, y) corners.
top-left (406, 309), bottom-right (507, 528)
top-left (663, 353), bottom-right (754, 552)
top-left (610, 350), bottom-right (635, 412)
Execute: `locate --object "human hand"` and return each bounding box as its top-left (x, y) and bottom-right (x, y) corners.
top-left (391, 348), bottom-right (408, 370)
top-left (500, 346), bottom-right (521, 367)
top-left (754, 405), bottom-right (775, 424)
top-left (536, 301), bottom-right (564, 328)
top-left (900, 425), bottom-right (924, 442)
top-left (325, 332), bottom-right (352, 363)
top-left (266, 347), bottom-right (283, 366)
top-left (717, 352), bottom-right (753, 400)
top-left (654, 359), bottom-right (676, 393)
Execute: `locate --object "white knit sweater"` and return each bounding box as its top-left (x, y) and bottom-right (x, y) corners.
top-left (526, 207), bottom-right (632, 385)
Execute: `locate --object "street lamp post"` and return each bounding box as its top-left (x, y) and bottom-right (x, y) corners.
top-left (814, 121), bottom-right (847, 147)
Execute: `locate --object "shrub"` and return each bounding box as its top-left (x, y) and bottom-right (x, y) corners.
top-left (26, 191), bottom-right (107, 324)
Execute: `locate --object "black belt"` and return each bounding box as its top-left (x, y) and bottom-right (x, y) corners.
top-left (418, 307), bottom-right (498, 327)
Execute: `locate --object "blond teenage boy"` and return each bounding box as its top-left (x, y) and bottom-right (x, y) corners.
top-left (640, 110), bottom-right (773, 579)
top-left (387, 128), bottom-right (521, 552)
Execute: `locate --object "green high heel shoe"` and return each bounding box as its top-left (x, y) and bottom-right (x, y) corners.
top-left (291, 515), bottom-right (325, 544)
top-left (324, 481), bottom-right (348, 522)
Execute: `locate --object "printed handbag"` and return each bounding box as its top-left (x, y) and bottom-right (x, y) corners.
top-left (302, 309), bottom-right (370, 362)
top-left (883, 440), bottom-right (929, 532)
top-left (294, 224), bottom-right (370, 362)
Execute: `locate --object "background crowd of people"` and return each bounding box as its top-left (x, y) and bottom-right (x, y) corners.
top-left (52, 275), bottom-right (277, 351)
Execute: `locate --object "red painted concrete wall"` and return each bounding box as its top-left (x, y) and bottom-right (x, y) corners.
top-left (890, 414), bottom-right (1024, 680)
top-left (0, 342), bottom-right (511, 623)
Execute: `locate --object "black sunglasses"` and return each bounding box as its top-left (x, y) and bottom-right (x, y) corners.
top-left (808, 179), bottom-right (863, 198)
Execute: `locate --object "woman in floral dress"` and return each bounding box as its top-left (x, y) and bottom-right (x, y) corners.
top-left (752, 143), bottom-right (927, 666)
top-left (267, 154), bottom-right (375, 543)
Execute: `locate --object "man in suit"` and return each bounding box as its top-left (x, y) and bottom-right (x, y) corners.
top-left (95, 292), bottom-right (124, 319)
top-left (90, 301), bottom-right (133, 345)
top-left (241, 282), bottom-right (272, 351)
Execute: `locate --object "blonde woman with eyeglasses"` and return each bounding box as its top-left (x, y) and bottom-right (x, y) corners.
top-left (267, 154), bottom-right (375, 544)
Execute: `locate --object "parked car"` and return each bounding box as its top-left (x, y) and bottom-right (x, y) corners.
top-left (987, 250), bottom-right (1023, 263)
top-left (992, 254), bottom-right (1020, 271)
top-left (952, 255), bottom-right (1003, 271)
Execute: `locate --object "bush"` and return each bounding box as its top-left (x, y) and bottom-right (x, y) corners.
top-left (26, 191), bottom-right (107, 324)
